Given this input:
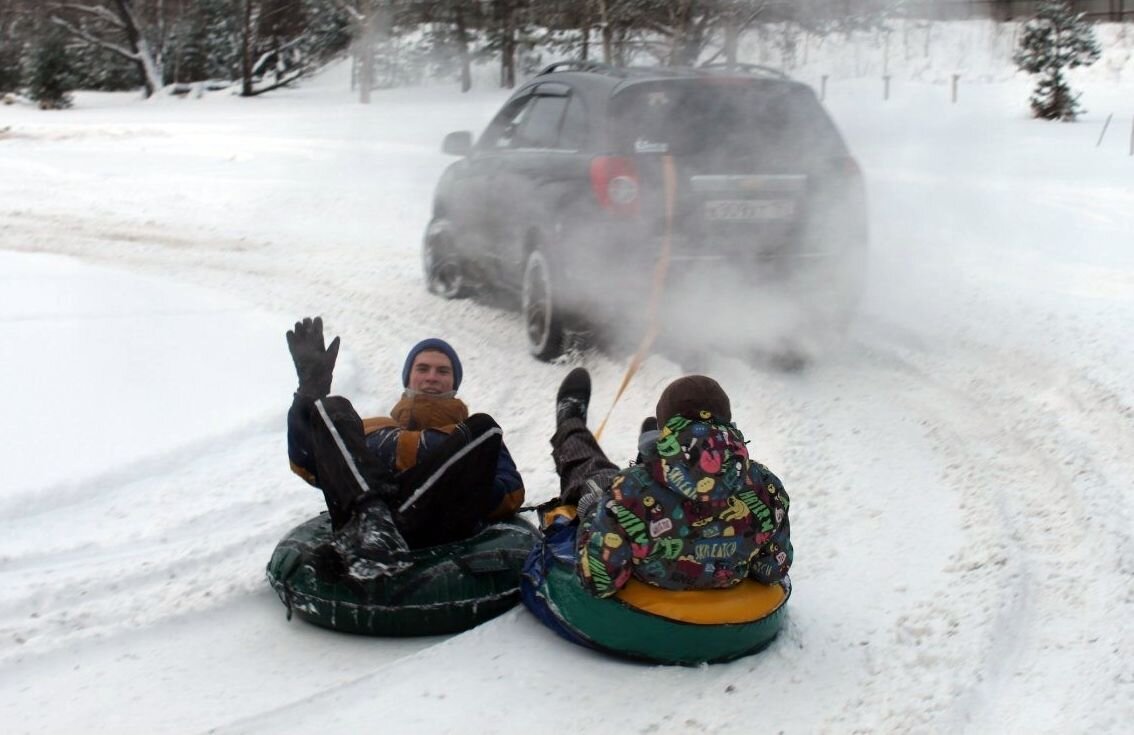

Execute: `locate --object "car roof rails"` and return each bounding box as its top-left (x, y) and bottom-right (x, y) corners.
top-left (623, 65), bottom-right (689, 77)
top-left (536, 61), bottom-right (627, 77)
top-left (697, 62), bottom-right (790, 80)
top-left (536, 60), bottom-right (791, 82)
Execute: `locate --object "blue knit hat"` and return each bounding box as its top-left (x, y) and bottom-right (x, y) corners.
top-left (402, 338), bottom-right (462, 391)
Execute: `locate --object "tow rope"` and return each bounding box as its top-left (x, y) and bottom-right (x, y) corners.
top-left (595, 154), bottom-right (676, 441)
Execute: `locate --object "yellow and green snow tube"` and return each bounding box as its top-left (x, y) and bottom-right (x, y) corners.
top-left (523, 544), bottom-right (790, 665)
top-left (554, 562), bottom-right (788, 664)
top-left (267, 512), bottom-right (540, 636)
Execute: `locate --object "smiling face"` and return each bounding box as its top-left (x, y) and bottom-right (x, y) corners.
top-left (408, 349), bottom-right (455, 394)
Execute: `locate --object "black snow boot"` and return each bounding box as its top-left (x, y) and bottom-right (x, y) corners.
top-left (556, 367), bottom-right (591, 426)
top-left (331, 494), bottom-right (412, 580)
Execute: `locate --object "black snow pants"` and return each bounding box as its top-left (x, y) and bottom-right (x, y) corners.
top-left (306, 396), bottom-right (503, 548)
top-left (549, 417), bottom-right (619, 506)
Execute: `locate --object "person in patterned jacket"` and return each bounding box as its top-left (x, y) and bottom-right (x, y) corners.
top-left (285, 317), bottom-right (524, 576)
top-left (550, 368), bottom-right (791, 597)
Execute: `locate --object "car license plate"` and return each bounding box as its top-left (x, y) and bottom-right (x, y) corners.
top-left (704, 199), bottom-right (795, 221)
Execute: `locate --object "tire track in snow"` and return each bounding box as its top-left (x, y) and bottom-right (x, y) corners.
top-left (830, 321), bottom-right (1134, 732)
top-left (0, 429), bottom-right (312, 665)
top-left (718, 335), bottom-right (1021, 734)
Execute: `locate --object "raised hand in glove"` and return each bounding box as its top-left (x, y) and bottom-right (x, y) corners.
top-left (286, 316), bottom-right (340, 399)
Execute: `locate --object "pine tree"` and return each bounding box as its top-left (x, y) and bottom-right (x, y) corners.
top-left (28, 30), bottom-right (74, 109)
top-left (0, 44), bottom-right (21, 95)
top-left (0, 1), bottom-right (28, 94)
top-left (168, 0), bottom-right (244, 84)
top-left (1013, 0), bottom-right (1101, 121)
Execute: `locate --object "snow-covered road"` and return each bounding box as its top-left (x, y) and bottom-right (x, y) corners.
top-left (0, 64), bottom-right (1131, 733)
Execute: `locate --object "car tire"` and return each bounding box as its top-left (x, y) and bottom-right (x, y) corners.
top-left (521, 249), bottom-right (565, 361)
top-left (423, 225), bottom-right (468, 299)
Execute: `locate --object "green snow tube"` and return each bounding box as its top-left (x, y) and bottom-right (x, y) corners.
top-left (531, 557), bottom-right (790, 665)
top-left (266, 513), bottom-right (540, 636)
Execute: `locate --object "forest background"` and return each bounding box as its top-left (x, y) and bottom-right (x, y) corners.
top-left (3, 0), bottom-right (1133, 105)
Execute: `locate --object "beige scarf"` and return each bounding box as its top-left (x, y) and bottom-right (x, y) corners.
top-left (362, 393), bottom-right (470, 472)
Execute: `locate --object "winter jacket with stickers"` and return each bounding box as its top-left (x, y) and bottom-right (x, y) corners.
top-left (576, 413), bottom-right (792, 597)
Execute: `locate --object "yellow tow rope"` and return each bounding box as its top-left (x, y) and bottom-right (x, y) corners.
top-left (594, 154), bottom-right (676, 441)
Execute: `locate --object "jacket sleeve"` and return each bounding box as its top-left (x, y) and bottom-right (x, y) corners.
top-left (363, 426), bottom-right (401, 474)
top-left (747, 466), bottom-right (794, 584)
top-left (486, 441), bottom-right (525, 519)
top-left (287, 394), bottom-right (319, 486)
top-left (575, 476), bottom-right (636, 598)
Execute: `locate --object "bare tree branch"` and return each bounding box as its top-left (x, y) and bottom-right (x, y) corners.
top-left (52, 0), bottom-right (163, 98)
top-left (636, 18), bottom-right (673, 36)
top-left (110, 0), bottom-right (142, 36)
top-left (50, 2), bottom-right (126, 29)
top-left (243, 67), bottom-right (311, 96)
top-left (250, 36), bottom-right (303, 78)
top-left (49, 14), bottom-right (138, 60)
top-left (741, 6), bottom-right (772, 29)
top-left (331, 0), bottom-right (366, 25)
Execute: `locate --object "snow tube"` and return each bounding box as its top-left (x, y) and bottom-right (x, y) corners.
top-left (267, 513), bottom-right (540, 636)
top-left (521, 518), bottom-right (790, 665)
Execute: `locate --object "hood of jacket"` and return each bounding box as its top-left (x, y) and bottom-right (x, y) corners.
top-left (648, 414), bottom-right (750, 502)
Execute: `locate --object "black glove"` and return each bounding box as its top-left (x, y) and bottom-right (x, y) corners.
top-left (286, 316), bottom-right (340, 399)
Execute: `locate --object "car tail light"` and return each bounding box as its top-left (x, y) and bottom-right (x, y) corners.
top-left (590, 156), bottom-right (640, 216)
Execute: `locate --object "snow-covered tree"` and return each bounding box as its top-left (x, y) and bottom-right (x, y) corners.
top-left (166, 0), bottom-right (243, 84)
top-left (49, 0), bottom-right (167, 97)
top-left (413, 1), bottom-right (484, 92)
top-left (1012, 0), bottom-right (1101, 121)
top-left (332, 0), bottom-right (390, 102)
top-left (27, 29), bottom-right (75, 108)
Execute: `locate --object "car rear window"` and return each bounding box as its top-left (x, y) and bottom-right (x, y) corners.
top-left (608, 79), bottom-right (847, 168)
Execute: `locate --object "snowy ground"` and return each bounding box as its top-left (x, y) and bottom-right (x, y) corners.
top-left (1, 28), bottom-right (1133, 735)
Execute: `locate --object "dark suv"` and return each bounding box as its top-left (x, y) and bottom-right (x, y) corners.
top-left (423, 61), bottom-right (867, 361)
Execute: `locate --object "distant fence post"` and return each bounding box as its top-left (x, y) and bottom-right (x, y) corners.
top-left (951, 74), bottom-right (960, 103)
top-left (883, 75), bottom-right (891, 101)
top-left (1096, 113), bottom-right (1113, 147)
top-left (821, 74), bottom-right (828, 101)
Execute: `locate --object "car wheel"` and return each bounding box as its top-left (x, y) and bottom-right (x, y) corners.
top-left (423, 228), bottom-right (468, 299)
top-left (521, 249), bottom-right (565, 361)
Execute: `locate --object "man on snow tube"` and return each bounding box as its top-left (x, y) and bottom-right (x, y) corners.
top-left (284, 316), bottom-right (525, 578)
top-left (525, 369), bottom-right (793, 656)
